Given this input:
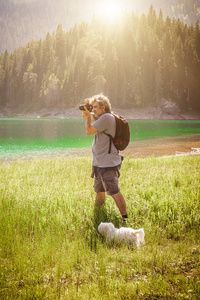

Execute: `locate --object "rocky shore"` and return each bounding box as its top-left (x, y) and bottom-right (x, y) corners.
top-left (0, 106), bottom-right (200, 120)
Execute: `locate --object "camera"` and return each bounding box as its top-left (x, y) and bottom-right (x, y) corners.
top-left (79, 103), bottom-right (93, 112)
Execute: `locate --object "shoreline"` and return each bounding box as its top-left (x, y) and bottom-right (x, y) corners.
top-left (0, 107), bottom-right (200, 120)
top-left (65, 134), bottom-right (200, 159)
top-left (121, 134), bottom-right (200, 158)
top-left (1, 134), bottom-right (200, 162)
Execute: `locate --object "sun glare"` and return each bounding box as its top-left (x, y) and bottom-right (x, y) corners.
top-left (97, 0), bottom-right (124, 19)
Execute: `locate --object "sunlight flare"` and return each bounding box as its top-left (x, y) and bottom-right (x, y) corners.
top-left (97, 0), bottom-right (124, 19)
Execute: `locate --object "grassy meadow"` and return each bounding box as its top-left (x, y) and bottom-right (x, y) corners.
top-left (0, 154), bottom-right (200, 299)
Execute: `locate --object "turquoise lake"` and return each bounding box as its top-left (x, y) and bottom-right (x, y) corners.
top-left (0, 118), bottom-right (200, 158)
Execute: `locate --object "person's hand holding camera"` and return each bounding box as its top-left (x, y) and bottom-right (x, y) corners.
top-left (80, 98), bottom-right (93, 119)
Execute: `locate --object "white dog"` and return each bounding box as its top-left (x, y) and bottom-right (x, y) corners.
top-left (98, 222), bottom-right (145, 248)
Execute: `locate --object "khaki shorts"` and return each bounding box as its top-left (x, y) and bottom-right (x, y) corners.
top-left (93, 169), bottom-right (120, 196)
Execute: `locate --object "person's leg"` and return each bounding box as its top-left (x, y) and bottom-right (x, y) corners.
top-left (93, 175), bottom-right (106, 207)
top-left (101, 169), bottom-right (128, 218)
top-left (111, 192), bottom-right (128, 218)
top-left (95, 191), bottom-right (105, 207)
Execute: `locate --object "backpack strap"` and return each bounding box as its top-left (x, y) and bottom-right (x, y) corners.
top-left (102, 132), bottom-right (113, 154)
top-left (102, 113), bottom-right (117, 154)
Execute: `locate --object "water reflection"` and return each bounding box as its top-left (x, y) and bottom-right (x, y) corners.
top-left (0, 118), bottom-right (86, 139)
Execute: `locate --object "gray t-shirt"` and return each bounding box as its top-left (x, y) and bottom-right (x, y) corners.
top-left (92, 113), bottom-right (121, 167)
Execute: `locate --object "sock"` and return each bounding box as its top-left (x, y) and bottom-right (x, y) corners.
top-left (122, 214), bottom-right (128, 219)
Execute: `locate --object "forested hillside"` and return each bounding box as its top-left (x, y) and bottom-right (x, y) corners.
top-left (0, 0), bottom-right (200, 54)
top-left (0, 7), bottom-right (199, 113)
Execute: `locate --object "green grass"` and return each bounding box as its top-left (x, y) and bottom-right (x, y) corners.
top-left (0, 155), bottom-right (200, 299)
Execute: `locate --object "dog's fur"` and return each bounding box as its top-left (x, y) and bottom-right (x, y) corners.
top-left (98, 222), bottom-right (145, 248)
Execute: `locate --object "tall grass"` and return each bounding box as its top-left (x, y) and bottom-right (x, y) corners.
top-left (0, 155), bottom-right (199, 299)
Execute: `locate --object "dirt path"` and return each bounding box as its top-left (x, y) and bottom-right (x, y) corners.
top-left (121, 134), bottom-right (200, 158)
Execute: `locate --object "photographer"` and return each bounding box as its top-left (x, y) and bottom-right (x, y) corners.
top-left (81, 94), bottom-right (128, 220)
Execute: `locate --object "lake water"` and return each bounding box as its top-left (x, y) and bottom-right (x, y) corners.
top-left (0, 118), bottom-right (200, 159)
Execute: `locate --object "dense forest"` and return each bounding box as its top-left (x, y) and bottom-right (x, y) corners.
top-left (0, 0), bottom-right (200, 54)
top-left (0, 7), bottom-right (200, 113)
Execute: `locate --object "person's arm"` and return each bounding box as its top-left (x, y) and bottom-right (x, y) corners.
top-left (82, 98), bottom-right (95, 121)
top-left (82, 110), bottom-right (95, 121)
top-left (85, 110), bottom-right (97, 135)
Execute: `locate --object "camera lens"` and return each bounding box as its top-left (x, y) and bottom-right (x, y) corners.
top-left (79, 105), bottom-right (85, 111)
top-left (79, 104), bottom-right (93, 112)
